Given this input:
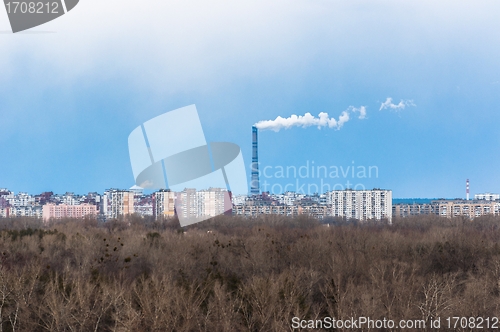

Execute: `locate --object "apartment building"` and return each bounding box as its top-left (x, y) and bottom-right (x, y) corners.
top-left (435, 199), bottom-right (500, 218)
top-left (42, 203), bottom-right (98, 222)
top-left (7, 206), bottom-right (42, 218)
top-left (232, 203), bottom-right (328, 220)
top-left (393, 199), bottom-right (500, 219)
top-left (175, 188), bottom-right (231, 220)
top-left (102, 189), bottom-right (135, 219)
top-left (328, 189), bottom-right (392, 223)
top-left (152, 189), bottom-right (176, 219)
top-left (232, 204), bottom-right (300, 217)
top-left (393, 203), bottom-right (434, 217)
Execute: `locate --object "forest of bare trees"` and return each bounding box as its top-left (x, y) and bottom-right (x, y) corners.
top-left (1, 214), bottom-right (500, 331)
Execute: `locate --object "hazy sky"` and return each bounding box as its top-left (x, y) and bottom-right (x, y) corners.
top-left (1, 0), bottom-right (499, 197)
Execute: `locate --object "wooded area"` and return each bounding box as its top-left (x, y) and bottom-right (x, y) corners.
top-left (1, 215), bottom-right (499, 331)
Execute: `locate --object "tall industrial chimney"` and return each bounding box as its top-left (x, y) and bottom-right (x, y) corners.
top-left (466, 179), bottom-right (470, 200)
top-left (251, 126), bottom-right (260, 195)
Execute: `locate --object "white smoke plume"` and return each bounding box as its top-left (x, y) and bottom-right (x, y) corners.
top-left (379, 97), bottom-right (416, 111)
top-left (354, 106), bottom-right (367, 119)
top-left (254, 106), bottom-right (367, 132)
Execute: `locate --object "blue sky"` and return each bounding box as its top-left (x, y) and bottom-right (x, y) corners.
top-left (1, 0), bottom-right (499, 198)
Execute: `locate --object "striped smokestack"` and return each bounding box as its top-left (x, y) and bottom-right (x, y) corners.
top-left (251, 126), bottom-right (260, 195)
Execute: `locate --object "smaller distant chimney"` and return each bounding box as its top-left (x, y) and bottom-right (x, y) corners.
top-left (466, 179), bottom-right (470, 200)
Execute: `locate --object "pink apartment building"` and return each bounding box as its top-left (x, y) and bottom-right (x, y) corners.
top-left (42, 203), bottom-right (98, 222)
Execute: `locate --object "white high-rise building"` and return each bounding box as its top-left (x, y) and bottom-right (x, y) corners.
top-left (328, 189), bottom-right (392, 223)
top-left (153, 190), bottom-right (176, 219)
top-left (102, 189), bottom-right (135, 219)
top-left (175, 188), bottom-right (230, 220)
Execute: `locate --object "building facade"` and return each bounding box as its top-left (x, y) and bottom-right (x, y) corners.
top-left (102, 189), bottom-right (135, 219)
top-left (232, 204), bottom-right (328, 219)
top-left (392, 203), bottom-right (435, 218)
top-left (393, 199), bottom-right (500, 219)
top-left (7, 206), bottom-right (42, 218)
top-left (153, 189), bottom-right (176, 219)
top-left (42, 203), bottom-right (98, 222)
top-left (328, 189), bottom-right (392, 223)
top-left (233, 189), bottom-right (391, 222)
top-left (175, 188), bottom-right (231, 221)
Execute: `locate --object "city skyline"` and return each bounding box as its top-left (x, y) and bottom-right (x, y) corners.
top-left (1, 184), bottom-right (498, 201)
top-left (4, 185), bottom-right (500, 222)
top-left (1, 1), bottom-right (499, 197)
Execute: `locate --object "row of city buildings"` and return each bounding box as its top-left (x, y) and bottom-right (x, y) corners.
top-left (0, 187), bottom-right (232, 222)
top-left (2, 186), bottom-right (500, 223)
top-left (232, 189), bottom-right (393, 222)
top-left (0, 187), bottom-right (393, 223)
top-left (393, 194), bottom-right (500, 219)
